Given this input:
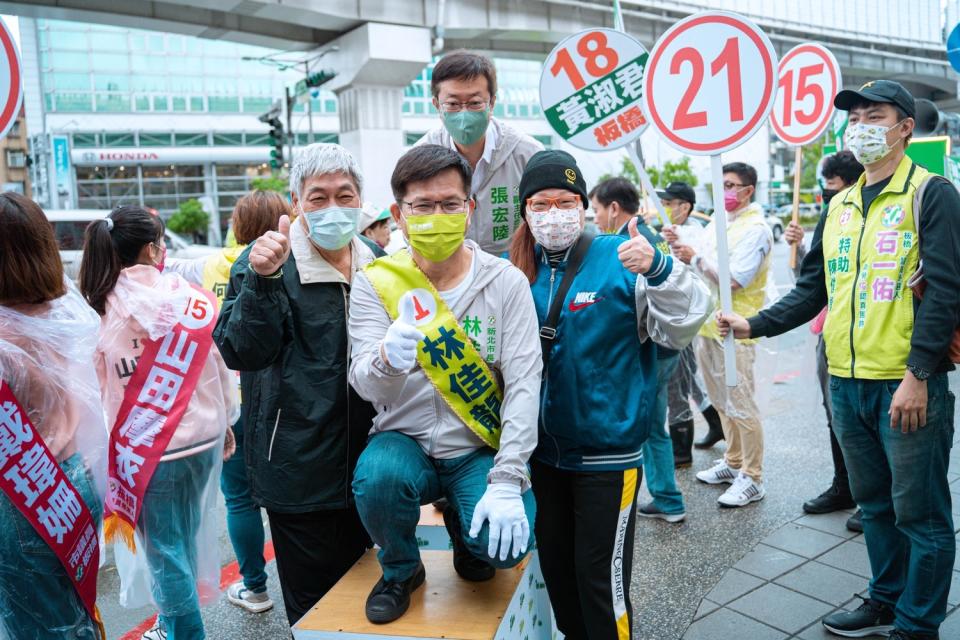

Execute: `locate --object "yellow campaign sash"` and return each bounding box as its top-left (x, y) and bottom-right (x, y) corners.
top-left (365, 250), bottom-right (503, 449)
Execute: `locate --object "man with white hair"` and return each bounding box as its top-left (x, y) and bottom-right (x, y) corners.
top-left (214, 143), bottom-right (380, 625)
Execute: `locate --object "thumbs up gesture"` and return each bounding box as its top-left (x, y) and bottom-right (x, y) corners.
top-left (617, 217), bottom-right (656, 274)
top-left (250, 214), bottom-right (292, 276)
top-left (380, 293), bottom-right (426, 372)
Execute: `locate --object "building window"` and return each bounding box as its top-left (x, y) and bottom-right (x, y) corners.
top-left (3, 181), bottom-right (24, 194)
top-left (76, 165), bottom-right (140, 210)
top-left (139, 132), bottom-right (173, 146)
top-left (215, 163), bottom-right (272, 229)
top-left (213, 133), bottom-right (244, 146)
top-left (103, 133), bottom-right (135, 147)
top-left (174, 132), bottom-right (209, 146)
top-left (8, 121), bottom-right (20, 137)
top-left (141, 164), bottom-right (205, 216)
top-left (6, 150), bottom-right (26, 168)
top-left (72, 132), bottom-right (98, 147)
top-left (404, 132), bottom-right (426, 146)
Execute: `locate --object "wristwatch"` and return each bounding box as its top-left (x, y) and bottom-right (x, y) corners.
top-left (906, 365), bottom-right (931, 381)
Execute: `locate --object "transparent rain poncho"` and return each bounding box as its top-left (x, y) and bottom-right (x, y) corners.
top-left (95, 266), bottom-right (238, 616)
top-left (0, 281), bottom-right (108, 639)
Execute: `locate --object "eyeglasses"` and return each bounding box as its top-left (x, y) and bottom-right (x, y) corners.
top-left (526, 196), bottom-right (581, 213)
top-left (723, 182), bottom-right (747, 190)
top-left (401, 199), bottom-right (469, 215)
top-left (439, 100), bottom-right (489, 113)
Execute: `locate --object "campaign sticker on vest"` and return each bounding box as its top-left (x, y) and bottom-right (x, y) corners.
top-left (401, 289), bottom-right (437, 328)
top-left (881, 204), bottom-right (905, 228)
top-left (839, 208), bottom-right (852, 227)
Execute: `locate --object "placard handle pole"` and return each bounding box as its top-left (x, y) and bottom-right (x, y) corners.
top-left (789, 145), bottom-right (803, 270)
top-left (710, 154), bottom-right (738, 388)
top-left (627, 142), bottom-right (671, 229)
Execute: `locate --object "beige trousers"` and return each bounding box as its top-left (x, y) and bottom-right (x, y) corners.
top-left (696, 336), bottom-right (764, 482)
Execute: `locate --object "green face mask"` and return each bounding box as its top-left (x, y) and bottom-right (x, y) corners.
top-left (441, 109), bottom-right (489, 146)
top-left (405, 213), bottom-right (468, 262)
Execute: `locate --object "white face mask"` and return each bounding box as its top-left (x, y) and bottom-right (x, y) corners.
top-left (528, 207), bottom-right (582, 251)
top-left (844, 120), bottom-right (905, 165)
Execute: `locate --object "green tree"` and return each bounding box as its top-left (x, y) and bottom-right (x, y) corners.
top-left (658, 157), bottom-right (698, 187)
top-left (251, 176), bottom-right (288, 195)
top-left (598, 156), bottom-right (641, 185)
top-left (166, 198), bottom-right (210, 242)
top-left (787, 139), bottom-right (824, 204)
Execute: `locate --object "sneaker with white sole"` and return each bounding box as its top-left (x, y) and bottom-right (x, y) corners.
top-left (717, 472), bottom-right (765, 507)
top-left (226, 580), bottom-right (274, 613)
top-left (142, 620), bottom-right (166, 640)
top-left (637, 501), bottom-right (686, 523)
top-left (696, 459), bottom-right (738, 485)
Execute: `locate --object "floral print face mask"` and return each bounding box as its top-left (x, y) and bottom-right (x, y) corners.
top-left (844, 120), bottom-right (905, 165)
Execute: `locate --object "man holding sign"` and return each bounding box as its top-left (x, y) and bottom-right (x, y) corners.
top-left (348, 144), bottom-right (541, 624)
top-left (719, 80), bottom-right (960, 640)
top-left (673, 163), bottom-right (773, 508)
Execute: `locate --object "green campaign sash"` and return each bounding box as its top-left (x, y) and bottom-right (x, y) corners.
top-left (365, 250), bottom-right (503, 449)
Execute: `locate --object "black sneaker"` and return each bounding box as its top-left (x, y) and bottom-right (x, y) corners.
top-left (889, 630), bottom-right (940, 640)
top-left (822, 595), bottom-right (894, 637)
top-left (846, 509), bottom-right (863, 533)
top-left (365, 563), bottom-right (426, 624)
top-left (442, 503), bottom-right (495, 582)
top-left (803, 483), bottom-right (856, 514)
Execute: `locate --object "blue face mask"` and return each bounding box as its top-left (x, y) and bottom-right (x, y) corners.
top-left (302, 206), bottom-right (360, 250)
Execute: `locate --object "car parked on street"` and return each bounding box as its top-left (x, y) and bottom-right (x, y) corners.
top-left (47, 209), bottom-right (218, 279)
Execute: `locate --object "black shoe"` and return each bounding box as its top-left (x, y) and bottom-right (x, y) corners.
top-left (670, 419), bottom-right (694, 468)
top-left (442, 503), bottom-right (495, 582)
top-left (803, 483), bottom-right (857, 514)
top-left (365, 563), bottom-right (426, 624)
top-left (822, 595), bottom-right (894, 637)
top-left (889, 629), bottom-right (939, 640)
top-left (846, 509), bottom-right (863, 533)
top-left (694, 406), bottom-right (725, 448)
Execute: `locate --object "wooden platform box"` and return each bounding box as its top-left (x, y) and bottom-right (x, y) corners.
top-left (292, 549), bottom-right (556, 640)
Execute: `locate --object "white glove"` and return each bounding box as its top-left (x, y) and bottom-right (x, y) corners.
top-left (469, 482), bottom-right (529, 561)
top-left (380, 294), bottom-right (425, 372)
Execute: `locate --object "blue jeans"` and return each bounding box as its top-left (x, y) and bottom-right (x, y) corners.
top-left (642, 354), bottom-right (685, 515)
top-left (830, 373), bottom-right (956, 634)
top-left (0, 453), bottom-right (101, 639)
top-left (142, 450), bottom-right (216, 640)
top-left (353, 431), bottom-right (536, 583)
top-left (220, 418), bottom-right (267, 593)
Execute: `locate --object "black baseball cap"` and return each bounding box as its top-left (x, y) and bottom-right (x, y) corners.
top-left (656, 181), bottom-right (696, 205)
top-left (834, 80), bottom-right (916, 119)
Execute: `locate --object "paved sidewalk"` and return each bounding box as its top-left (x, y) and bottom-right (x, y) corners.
top-left (683, 509), bottom-right (960, 639)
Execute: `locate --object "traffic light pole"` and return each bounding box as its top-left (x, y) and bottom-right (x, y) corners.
top-left (285, 87), bottom-right (294, 166)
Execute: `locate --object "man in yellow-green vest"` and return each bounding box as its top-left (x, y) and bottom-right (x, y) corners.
top-left (671, 162), bottom-right (773, 509)
top-left (719, 80), bottom-right (960, 640)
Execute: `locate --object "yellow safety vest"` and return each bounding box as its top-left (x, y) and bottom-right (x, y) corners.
top-left (699, 206), bottom-right (771, 344)
top-left (202, 246), bottom-right (247, 309)
top-left (822, 156), bottom-right (926, 379)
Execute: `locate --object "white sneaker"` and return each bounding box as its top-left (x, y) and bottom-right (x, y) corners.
top-left (142, 620), bottom-right (166, 640)
top-left (226, 580), bottom-right (274, 613)
top-left (717, 472), bottom-right (765, 507)
top-left (696, 459), bottom-right (738, 485)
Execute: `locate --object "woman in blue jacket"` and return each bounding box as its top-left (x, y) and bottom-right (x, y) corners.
top-left (509, 150), bottom-right (710, 639)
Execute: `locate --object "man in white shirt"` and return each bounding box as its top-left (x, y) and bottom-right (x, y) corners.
top-left (669, 164), bottom-right (773, 508)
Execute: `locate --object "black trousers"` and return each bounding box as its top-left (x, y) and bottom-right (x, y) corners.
top-left (532, 460), bottom-right (642, 640)
top-left (266, 507), bottom-right (370, 625)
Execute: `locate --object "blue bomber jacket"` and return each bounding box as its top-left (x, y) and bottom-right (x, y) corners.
top-left (531, 234), bottom-right (710, 472)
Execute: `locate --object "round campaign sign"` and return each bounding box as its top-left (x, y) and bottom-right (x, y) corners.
top-left (770, 44), bottom-right (842, 146)
top-left (540, 28), bottom-right (649, 151)
top-left (0, 19), bottom-right (21, 142)
top-left (642, 11), bottom-right (777, 155)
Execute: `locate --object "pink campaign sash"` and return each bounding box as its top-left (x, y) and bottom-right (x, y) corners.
top-left (104, 284), bottom-right (217, 551)
top-left (0, 380), bottom-right (105, 635)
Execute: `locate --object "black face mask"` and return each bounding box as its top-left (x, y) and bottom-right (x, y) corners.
top-left (821, 189), bottom-right (839, 205)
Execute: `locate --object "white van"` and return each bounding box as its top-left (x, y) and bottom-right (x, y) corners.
top-left (47, 209), bottom-right (218, 279)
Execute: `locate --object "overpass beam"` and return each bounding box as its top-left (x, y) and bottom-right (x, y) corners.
top-left (323, 22), bottom-right (433, 207)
